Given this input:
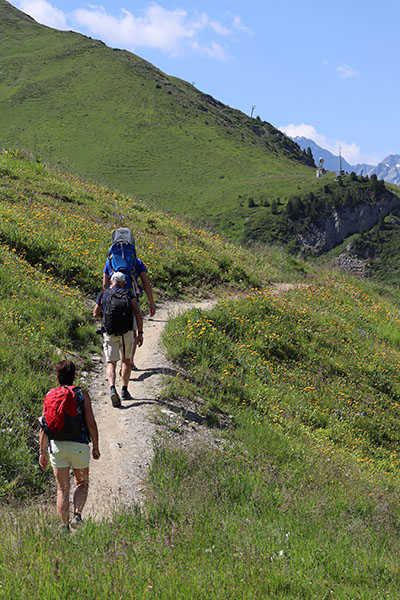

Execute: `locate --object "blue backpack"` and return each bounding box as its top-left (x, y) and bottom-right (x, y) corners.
top-left (108, 228), bottom-right (137, 289)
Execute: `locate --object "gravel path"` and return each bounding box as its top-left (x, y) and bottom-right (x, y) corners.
top-left (84, 300), bottom-right (216, 520)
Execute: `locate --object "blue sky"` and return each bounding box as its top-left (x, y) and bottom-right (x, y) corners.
top-left (9, 0), bottom-right (400, 165)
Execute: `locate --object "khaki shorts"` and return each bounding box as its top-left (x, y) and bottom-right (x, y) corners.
top-left (49, 440), bottom-right (90, 469)
top-left (103, 331), bottom-right (134, 362)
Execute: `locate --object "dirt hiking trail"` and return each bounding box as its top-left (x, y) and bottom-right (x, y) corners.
top-left (84, 300), bottom-right (216, 520)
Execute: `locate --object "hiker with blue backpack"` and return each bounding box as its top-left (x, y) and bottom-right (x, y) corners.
top-left (39, 360), bottom-right (100, 531)
top-left (93, 271), bottom-right (144, 407)
top-left (102, 228), bottom-right (155, 369)
top-left (102, 228), bottom-right (138, 292)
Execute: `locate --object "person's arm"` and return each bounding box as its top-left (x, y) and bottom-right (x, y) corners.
top-left (82, 390), bottom-right (100, 460)
top-left (131, 298), bottom-right (144, 347)
top-left (102, 272), bottom-right (110, 291)
top-left (93, 291), bottom-right (103, 319)
top-left (103, 260), bottom-right (111, 291)
top-left (39, 429), bottom-right (49, 470)
top-left (139, 272), bottom-right (156, 317)
top-left (93, 303), bottom-right (102, 319)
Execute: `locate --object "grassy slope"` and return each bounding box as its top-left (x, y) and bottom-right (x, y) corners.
top-left (0, 150), bottom-right (303, 498)
top-left (1, 153), bottom-right (400, 597)
top-left (0, 0), bottom-right (331, 243)
top-left (164, 276), bottom-right (400, 474)
top-left (0, 149), bottom-right (293, 299)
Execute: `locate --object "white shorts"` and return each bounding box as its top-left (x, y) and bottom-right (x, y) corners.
top-left (103, 331), bottom-right (134, 362)
top-left (49, 440), bottom-right (90, 469)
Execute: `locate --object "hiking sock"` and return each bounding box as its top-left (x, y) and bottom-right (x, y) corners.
top-left (122, 386), bottom-right (128, 393)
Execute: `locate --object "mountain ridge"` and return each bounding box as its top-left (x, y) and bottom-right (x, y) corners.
top-left (294, 135), bottom-right (400, 185)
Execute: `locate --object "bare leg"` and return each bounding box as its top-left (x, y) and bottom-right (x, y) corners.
top-left (106, 361), bottom-right (117, 387)
top-left (53, 467), bottom-right (70, 526)
top-left (130, 332), bottom-right (138, 364)
top-left (72, 467), bottom-right (89, 515)
top-left (121, 358), bottom-right (131, 386)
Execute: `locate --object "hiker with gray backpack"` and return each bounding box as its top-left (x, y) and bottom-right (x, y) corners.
top-left (93, 271), bottom-right (144, 407)
top-left (102, 227), bottom-right (155, 370)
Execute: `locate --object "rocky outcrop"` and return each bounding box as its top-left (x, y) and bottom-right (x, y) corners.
top-left (298, 190), bottom-right (400, 254)
top-left (336, 252), bottom-right (369, 278)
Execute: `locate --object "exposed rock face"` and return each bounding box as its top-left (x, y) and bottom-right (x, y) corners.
top-left (336, 253), bottom-right (369, 278)
top-left (299, 190), bottom-right (400, 254)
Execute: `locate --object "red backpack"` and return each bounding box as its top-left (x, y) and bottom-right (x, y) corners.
top-left (39, 386), bottom-right (82, 441)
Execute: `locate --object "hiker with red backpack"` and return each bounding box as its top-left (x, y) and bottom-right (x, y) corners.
top-left (38, 360), bottom-right (100, 531)
top-left (102, 228), bottom-right (155, 369)
top-left (94, 271), bottom-right (144, 407)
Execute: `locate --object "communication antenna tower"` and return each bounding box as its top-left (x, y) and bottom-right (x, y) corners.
top-left (338, 145), bottom-right (344, 176)
top-left (250, 105), bottom-right (256, 118)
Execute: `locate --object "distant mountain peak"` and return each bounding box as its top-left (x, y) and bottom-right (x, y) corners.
top-left (292, 136), bottom-right (354, 173)
top-left (293, 136), bottom-right (400, 186)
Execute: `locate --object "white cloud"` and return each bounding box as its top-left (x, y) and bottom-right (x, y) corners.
top-left (72, 3), bottom-right (236, 59)
top-left (189, 40), bottom-right (229, 61)
top-left (14, 0), bottom-right (68, 29)
top-left (336, 63), bottom-right (360, 79)
top-left (193, 13), bottom-right (230, 36)
top-left (230, 15), bottom-right (253, 36)
top-left (279, 123), bottom-right (380, 165)
top-left (74, 5), bottom-right (190, 56)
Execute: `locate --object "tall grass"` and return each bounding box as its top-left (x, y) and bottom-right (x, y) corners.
top-left (163, 272), bottom-right (400, 474)
top-left (1, 410), bottom-right (399, 598)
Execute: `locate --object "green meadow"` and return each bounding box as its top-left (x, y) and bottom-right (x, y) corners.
top-left (1, 151), bottom-right (400, 597)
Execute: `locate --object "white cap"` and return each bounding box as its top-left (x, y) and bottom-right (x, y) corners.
top-left (110, 272), bottom-right (126, 283)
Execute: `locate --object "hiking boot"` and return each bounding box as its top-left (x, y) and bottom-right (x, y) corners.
top-left (70, 513), bottom-right (83, 530)
top-left (111, 390), bottom-right (121, 408)
top-left (121, 388), bottom-right (133, 401)
top-left (130, 362), bottom-right (138, 371)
